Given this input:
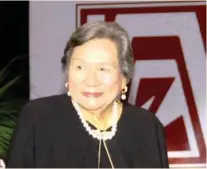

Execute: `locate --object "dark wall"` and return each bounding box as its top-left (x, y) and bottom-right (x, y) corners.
top-left (0, 1), bottom-right (29, 100)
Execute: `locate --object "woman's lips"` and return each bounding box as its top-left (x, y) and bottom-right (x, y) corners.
top-left (82, 92), bottom-right (103, 97)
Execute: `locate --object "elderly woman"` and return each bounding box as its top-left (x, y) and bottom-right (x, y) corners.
top-left (7, 21), bottom-right (169, 168)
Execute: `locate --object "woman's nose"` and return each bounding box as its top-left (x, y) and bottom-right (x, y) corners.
top-left (84, 70), bottom-right (99, 86)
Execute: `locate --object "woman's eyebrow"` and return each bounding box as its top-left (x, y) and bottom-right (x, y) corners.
top-left (72, 58), bottom-right (117, 65)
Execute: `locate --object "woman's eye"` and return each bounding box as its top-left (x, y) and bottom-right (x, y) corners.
top-left (76, 65), bottom-right (83, 70)
top-left (100, 67), bottom-right (109, 72)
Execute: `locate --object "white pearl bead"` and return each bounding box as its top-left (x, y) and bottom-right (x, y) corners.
top-left (71, 99), bottom-right (118, 141)
top-left (121, 94), bottom-right (126, 100)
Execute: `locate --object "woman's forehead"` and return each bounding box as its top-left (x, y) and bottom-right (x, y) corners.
top-left (71, 39), bottom-right (119, 63)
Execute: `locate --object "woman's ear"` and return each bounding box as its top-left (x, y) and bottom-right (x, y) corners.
top-left (121, 76), bottom-right (127, 89)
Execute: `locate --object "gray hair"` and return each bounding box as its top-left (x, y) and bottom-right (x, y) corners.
top-left (61, 21), bottom-right (134, 83)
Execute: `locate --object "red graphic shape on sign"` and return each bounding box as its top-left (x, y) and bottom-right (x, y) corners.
top-left (79, 5), bottom-right (206, 50)
top-left (165, 116), bottom-right (190, 151)
top-left (136, 78), bottom-right (175, 113)
top-left (132, 36), bottom-right (206, 163)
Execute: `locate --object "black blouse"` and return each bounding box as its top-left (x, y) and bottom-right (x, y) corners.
top-left (7, 94), bottom-right (169, 168)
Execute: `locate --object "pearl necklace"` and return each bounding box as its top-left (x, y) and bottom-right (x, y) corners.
top-left (71, 99), bottom-right (118, 141)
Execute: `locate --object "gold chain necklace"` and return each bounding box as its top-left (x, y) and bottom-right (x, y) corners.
top-left (98, 139), bottom-right (115, 169)
top-left (71, 99), bottom-right (121, 168)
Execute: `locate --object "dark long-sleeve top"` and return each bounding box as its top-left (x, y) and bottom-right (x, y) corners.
top-left (7, 93), bottom-right (169, 168)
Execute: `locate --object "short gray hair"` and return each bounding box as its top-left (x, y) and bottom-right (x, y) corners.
top-left (61, 21), bottom-right (134, 83)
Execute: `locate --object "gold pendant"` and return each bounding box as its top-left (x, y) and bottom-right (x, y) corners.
top-left (93, 130), bottom-right (112, 139)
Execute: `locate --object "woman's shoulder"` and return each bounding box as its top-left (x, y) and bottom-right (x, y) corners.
top-left (122, 102), bottom-right (163, 129)
top-left (20, 93), bottom-right (71, 120)
top-left (120, 103), bottom-right (165, 144)
top-left (26, 93), bottom-right (68, 107)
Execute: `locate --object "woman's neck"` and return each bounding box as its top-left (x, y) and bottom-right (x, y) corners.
top-left (79, 101), bottom-right (122, 131)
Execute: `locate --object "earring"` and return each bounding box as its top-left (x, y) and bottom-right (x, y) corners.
top-left (65, 82), bottom-right (70, 96)
top-left (121, 86), bottom-right (127, 100)
top-left (65, 82), bottom-right (68, 88)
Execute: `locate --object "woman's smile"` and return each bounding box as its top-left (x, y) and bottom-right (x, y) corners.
top-left (82, 92), bottom-right (103, 98)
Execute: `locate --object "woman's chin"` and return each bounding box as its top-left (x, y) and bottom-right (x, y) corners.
top-left (82, 104), bottom-right (103, 111)
top-left (74, 97), bottom-right (112, 112)
top-left (78, 101), bottom-right (105, 112)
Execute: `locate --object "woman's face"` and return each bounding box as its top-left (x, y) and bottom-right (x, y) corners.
top-left (68, 38), bottom-right (126, 112)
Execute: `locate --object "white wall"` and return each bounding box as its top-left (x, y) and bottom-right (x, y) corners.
top-left (30, 1), bottom-right (78, 99)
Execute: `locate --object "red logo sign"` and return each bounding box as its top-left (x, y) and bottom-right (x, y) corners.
top-left (77, 2), bottom-right (206, 167)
